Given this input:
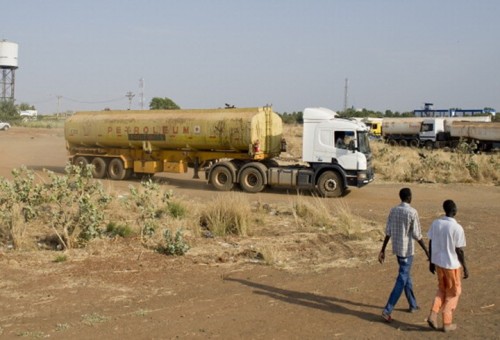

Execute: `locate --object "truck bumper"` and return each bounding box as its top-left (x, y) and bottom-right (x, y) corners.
top-left (356, 168), bottom-right (374, 188)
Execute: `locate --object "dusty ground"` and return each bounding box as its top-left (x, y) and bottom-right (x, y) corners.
top-left (0, 127), bottom-right (498, 339)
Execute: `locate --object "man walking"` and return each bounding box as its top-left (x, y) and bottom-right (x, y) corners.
top-left (378, 187), bottom-right (429, 322)
top-left (427, 199), bottom-right (468, 332)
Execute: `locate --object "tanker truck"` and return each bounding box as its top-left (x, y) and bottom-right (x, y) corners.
top-left (64, 106), bottom-right (374, 197)
top-left (382, 116), bottom-right (494, 149)
top-left (449, 121), bottom-right (500, 152)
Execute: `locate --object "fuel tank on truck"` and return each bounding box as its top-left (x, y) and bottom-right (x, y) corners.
top-left (449, 121), bottom-right (500, 142)
top-left (382, 118), bottom-right (424, 136)
top-left (65, 107), bottom-right (283, 156)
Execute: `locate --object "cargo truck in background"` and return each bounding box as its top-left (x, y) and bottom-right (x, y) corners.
top-left (382, 116), bottom-right (500, 151)
top-left (64, 106), bottom-right (374, 197)
top-left (362, 118), bottom-right (383, 138)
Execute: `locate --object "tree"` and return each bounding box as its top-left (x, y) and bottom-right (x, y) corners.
top-left (0, 100), bottom-right (17, 117)
top-left (149, 97), bottom-right (180, 110)
top-left (280, 111), bottom-right (303, 124)
top-left (18, 102), bottom-right (35, 111)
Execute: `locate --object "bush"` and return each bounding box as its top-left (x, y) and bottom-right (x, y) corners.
top-left (105, 222), bottom-right (134, 238)
top-left (156, 229), bottom-right (190, 256)
top-left (0, 164), bottom-right (111, 249)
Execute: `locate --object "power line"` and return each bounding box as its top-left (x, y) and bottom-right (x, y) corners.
top-left (62, 95), bottom-right (126, 104)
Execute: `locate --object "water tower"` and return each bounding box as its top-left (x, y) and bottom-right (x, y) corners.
top-left (0, 40), bottom-right (19, 102)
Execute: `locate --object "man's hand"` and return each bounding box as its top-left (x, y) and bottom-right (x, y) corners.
top-left (463, 267), bottom-right (469, 279)
top-left (378, 251), bottom-right (385, 264)
top-left (429, 262), bottom-right (435, 275)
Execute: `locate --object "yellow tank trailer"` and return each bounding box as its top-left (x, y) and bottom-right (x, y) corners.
top-left (65, 106), bottom-right (283, 180)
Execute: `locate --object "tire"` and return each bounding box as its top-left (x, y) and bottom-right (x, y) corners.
top-left (108, 158), bottom-right (127, 180)
top-left (239, 166), bottom-right (265, 193)
top-left (73, 156), bottom-right (89, 167)
top-left (91, 157), bottom-right (107, 179)
top-left (210, 165), bottom-right (234, 191)
top-left (388, 139), bottom-right (397, 147)
top-left (410, 139), bottom-right (419, 148)
top-left (317, 171), bottom-right (343, 198)
top-left (399, 140), bottom-right (408, 147)
top-left (424, 141), bottom-right (433, 150)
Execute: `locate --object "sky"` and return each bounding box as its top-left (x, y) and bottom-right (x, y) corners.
top-left (1, 0), bottom-right (499, 114)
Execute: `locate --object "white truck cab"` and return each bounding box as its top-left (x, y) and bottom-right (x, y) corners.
top-left (302, 107), bottom-right (373, 191)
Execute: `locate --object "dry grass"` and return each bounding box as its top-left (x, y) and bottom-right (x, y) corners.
top-left (291, 195), bottom-right (333, 230)
top-left (199, 192), bottom-right (253, 237)
top-left (371, 141), bottom-right (500, 185)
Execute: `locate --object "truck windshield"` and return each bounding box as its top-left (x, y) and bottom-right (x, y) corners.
top-left (357, 131), bottom-right (371, 154)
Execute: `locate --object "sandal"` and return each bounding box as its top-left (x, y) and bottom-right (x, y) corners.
top-left (381, 311), bottom-right (393, 323)
top-left (427, 313), bottom-right (438, 330)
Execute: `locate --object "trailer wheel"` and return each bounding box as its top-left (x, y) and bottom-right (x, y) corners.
top-left (388, 139), bottom-right (397, 147)
top-left (239, 166), bottom-right (265, 193)
top-left (73, 156), bottom-right (89, 167)
top-left (410, 139), bottom-right (419, 148)
top-left (91, 157), bottom-right (107, 179)
top-left (108, 158), bottom-right (127, 180)
top-left (399, 140), bottom-right (408, 147)
top-left (317, 171), bottom-right (343, 198)
top-left (210, 165), bottom-right (234, 191)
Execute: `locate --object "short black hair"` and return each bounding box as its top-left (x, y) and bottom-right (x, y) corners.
top-left (443, 200), bottom-right (457, 216)
top-left (399, 188), bottom-right (412, 202)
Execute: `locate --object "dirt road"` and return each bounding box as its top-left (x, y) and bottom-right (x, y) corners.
top-left (0, 127), bottom-right (498, 339)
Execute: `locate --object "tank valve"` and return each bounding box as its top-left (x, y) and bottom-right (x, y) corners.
top-left (253, 140), bottom-right (261, 153)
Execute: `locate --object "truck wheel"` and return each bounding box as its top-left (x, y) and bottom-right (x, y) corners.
top-left (91, 157), bottom-right (107, 179)
top-left (239, 166), bottom-right (265, 193)
top-left (317, 171), bottom-right (343, 198)
top-left (210, 165), bottom-right (234, 191)
top-left (388, 139), bottom-right (397, 147)
top-left (73, 156), bottom-right (89, 167)
top-left (399, 140), bottom-right (408, 147)
top-left (424, 141), bottom-right (433, 150)
top-left (108, 158), bottom-right (127, 180)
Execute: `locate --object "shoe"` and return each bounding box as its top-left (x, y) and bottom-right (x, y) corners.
top-left (444, 324), bottom-right (457, 332)
top-left (408, 306), bottom-right (420, 313)
top-left (381, 311), bottom-right (393, 323)
top-left (427, 312), bottom-right (438, 330)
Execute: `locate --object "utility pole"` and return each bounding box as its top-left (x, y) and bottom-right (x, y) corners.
top-left (139, 78), bottom-right (145, 110)
top-left (343, 78), bottom-right (349, 112)
top-left (56, 95), bottom-right (62, 116)
top-left (126, 91), bottom-right (135, 110)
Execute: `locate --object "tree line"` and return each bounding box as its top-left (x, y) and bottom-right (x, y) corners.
top-left (1, 97), bottom-right (497, 123)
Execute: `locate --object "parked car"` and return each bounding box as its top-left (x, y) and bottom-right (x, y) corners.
top-left (0, 122), bottom-right (11, 131)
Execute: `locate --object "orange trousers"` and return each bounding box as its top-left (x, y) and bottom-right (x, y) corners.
top-left (431, 266), bottom-right (462, 325)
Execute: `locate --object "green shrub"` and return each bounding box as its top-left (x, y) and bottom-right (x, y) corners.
top-left (105, 222), bottom-right (134, 238)
top-left (167, 201), bottom-right (187, 219)
top-left (0, 164), bottom-right (112, 249)
top-left (156, 229), bottom-right (190, 255)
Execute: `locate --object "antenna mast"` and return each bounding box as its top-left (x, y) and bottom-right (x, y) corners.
top-left (343, 78), bottom-right (349, 112)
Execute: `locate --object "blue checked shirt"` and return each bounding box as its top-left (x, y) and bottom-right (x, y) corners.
top-left (385, 202), bottom-right (423, 257)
